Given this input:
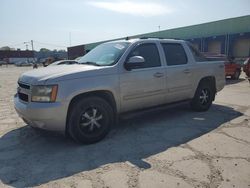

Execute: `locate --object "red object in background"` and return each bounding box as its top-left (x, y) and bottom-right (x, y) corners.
top-left (243, 58), bottom-right (250, 77)
top-left (224, 60), bottom-right (241, 79)
top-left (203, 53), bottom-right (241, 80)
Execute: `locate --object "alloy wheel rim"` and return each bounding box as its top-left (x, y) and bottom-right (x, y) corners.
top-left (199, 89), bottom-right (210, 105)
top-left (79, 107), bottom-right (104, 133)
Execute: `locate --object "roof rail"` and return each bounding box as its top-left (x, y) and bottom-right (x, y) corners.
top-left (140, 37), bottom-right (164, 39)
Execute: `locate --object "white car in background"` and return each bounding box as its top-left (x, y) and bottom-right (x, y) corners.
top-left (0, 60), bottom-right (7, 66)
top-left (15, 61), bottom-right (32, 67)
top-left (48, 60), bottom-right (78, 66)
top-left (75, 56), bottom-right (83, 61)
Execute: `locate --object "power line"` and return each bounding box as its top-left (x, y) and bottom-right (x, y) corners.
top-left (6, 42), bottom-right (25, 47)
top-left (24, 42), bottom-right (29, 50)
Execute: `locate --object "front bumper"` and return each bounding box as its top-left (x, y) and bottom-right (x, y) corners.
top-left (14, 95), bottom-right (67, 132)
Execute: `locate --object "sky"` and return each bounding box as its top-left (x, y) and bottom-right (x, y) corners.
top-left (0, 0), bottom-right (249, 51)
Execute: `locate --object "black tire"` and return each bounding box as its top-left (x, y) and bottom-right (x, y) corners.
top-left (68, 97), bottom-right (114, 144)
top-left (191, 81), bottom-right (214, 112)
top-left (232, 70), bottom-right (240, 80)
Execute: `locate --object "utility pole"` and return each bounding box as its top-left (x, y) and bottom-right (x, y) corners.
top-left (69, 32), bottom-right (72, 46)
top-left (31, 40), bottom-right (34, 51)
top-left (158, 25), bottom-right (161, 31)
top-left (30, 40), bottom-right (36, 63)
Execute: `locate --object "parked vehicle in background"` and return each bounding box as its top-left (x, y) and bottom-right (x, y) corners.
top-left (0, 60), bottom-right (7, 66)
top-left (203, 53), bottom-right (241, 80)
top-left (225, 58), bottom-right (242, 80)
top-left (14, 38), bottom-right (225, 144)
top-left (42, 57), bottom-right (54, 67)
top-left (243, 57), bottom-right (250, 82)
top-left (75, 56), bottom-right (82, 61)
top-left (15, 61), bottom-right (33, 67)
top-left (48, 60), bottom-right (78, 66)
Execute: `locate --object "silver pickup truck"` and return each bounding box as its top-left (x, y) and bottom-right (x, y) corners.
top-left (14, 38), bottom-right (225, 144)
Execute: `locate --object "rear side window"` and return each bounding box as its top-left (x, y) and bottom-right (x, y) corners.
top-left (161, 43), bottom-right (187, 66)
top-left (187, 42), bottom-right (207, 62)
top-left (128, 43), bottom-right (161, 69)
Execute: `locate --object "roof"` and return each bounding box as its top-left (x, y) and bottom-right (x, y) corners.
top-left (133, 15), bottom-right (250, 39)
top-left (84, 15), bottom-right (250, 50)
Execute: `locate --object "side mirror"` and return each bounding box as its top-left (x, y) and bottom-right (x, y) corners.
top-left (124, 56), bottom-right (145, 70)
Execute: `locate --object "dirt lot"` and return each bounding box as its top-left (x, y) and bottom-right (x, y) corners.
top-left (0, 66), bottom-right (250, 188)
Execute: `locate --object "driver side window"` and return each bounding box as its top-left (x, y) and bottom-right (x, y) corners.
top-left (128, 43), bottom-right (161, 69)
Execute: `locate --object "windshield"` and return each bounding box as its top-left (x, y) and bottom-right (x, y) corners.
top-left (187, 42), bottom-right (207, 62)
top-left (78, 42), bottom-right (130, 66)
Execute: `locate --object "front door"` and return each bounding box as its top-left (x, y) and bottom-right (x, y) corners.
top-left (119, 43), bottom-right (166, 112)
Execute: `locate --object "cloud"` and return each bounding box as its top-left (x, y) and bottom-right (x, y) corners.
top-left (87, 1), bottom-right (174, 16)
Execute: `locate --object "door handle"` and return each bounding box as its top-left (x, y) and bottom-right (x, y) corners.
top-left (153, 72), bottom-right (164, 78)
top-left (183, 69), bottom-right (190, 74)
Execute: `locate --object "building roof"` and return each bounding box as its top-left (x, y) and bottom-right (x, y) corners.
top-left (83, 15), bottom-right (250, 50)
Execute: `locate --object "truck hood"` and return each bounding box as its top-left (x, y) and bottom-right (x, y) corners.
top-left (18, 64), bottom-right (112, 85)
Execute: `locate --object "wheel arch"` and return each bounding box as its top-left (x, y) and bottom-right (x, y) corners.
top-left (195, 76), bottom-right (216, 100)
top-left (65, 90), bottom-right (117, 135)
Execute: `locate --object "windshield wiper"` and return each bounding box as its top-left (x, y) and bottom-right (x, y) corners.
top-left (79, 61), bottom-right (101, 66)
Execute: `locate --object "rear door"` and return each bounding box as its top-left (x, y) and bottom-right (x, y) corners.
top-left (119, 42), bottom-right (166, 112)
top-left (160, 43), bottom-right (193, 102)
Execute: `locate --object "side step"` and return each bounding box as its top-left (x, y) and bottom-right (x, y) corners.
top-left (119, 100), bottom-right (190, 120)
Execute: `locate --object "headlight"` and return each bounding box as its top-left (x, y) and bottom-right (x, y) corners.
top-left (31, 85), bottom-right (58, 102)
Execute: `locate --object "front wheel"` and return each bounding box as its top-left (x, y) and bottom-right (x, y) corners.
top-left (191, 82), bottom-right (214, 112)
top-left (68, 97), bottom-right (114, 144)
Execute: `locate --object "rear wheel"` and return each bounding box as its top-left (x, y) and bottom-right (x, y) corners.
top-left (68, 97), bottom-right (114, 144)
top-left (191, 81), bottom-right (215, 112)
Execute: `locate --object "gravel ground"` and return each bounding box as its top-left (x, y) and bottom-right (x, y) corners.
top-left (0, 66), bottom-right (250, 188)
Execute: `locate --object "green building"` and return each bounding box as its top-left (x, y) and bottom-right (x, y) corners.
top-left (68, 15), bottom-right (250, 59)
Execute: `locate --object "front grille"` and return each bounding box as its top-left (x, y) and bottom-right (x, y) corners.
top-left (17, 81), bottom-right (30, 102)
top-left (18, 82), bottom-right (30, 89)
top-left (18, 92), bottom-right (28, 102)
